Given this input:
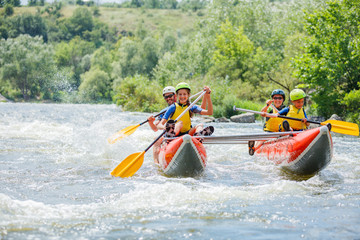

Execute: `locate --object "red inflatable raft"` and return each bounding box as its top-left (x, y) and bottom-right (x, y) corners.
top-left (157, 134), bottom-right (207, 177)
top-left (254, 126), bottom-right (333, 175)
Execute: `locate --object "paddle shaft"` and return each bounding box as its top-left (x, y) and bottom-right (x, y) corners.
top-left (139, 110), bottom-right (166, 126)
top-left (138, 90), bottom-right (204, 126)
top-left (144, 91), bottom-right (207, 153)
top-left (270, 104), bottom-right (279, 113)
top-left (233, 107), bottom-right (320, 125)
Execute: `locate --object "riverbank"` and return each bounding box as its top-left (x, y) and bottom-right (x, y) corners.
top-left (0, 93), bottom-right (8, 102)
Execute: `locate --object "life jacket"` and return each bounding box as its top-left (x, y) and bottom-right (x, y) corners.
top-left (286, 105), bottom-right (307, 130)
top-left (263, 105), bottom-right (285, 132)
top-left (170, 102), bottom-right (191, 133)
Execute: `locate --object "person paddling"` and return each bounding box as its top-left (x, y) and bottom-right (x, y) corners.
top-left (270, 89), bottom-right (310, 131)
top-left (261, 89), bottom-right (286, 132)
top-left (146, 86), bottom-right (177, 163)
top-left (157, 82), bottom-right (213, 137)
top-left (147, 86), bottom-right (177, 132)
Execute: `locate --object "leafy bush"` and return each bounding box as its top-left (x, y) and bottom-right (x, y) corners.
top-left (342, 87), bottom-right (360, 124)
top-left (0, 35), bottom-right (55, 100)
top-left (294, 0), bottom-right (360, 118)
top-left (213, 95), bottom-right (262, 119)
top-left (79, 68), bottom-right (111, 102)
top-left (112, 75), bottom-right (164, 112)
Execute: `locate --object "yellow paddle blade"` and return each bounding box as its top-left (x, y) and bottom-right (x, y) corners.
top-left (107, 124), bottom-right (140, 144)
top-left (111, 151), bottom-right (145, 178)
top-left (321, 120), bottom-right (359, 136)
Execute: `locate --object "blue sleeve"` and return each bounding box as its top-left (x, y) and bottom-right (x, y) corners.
top-left (162, 104), bottom-right (176, 120)
top-left (156, 106), bottom-right (169, 120)
top-left (191, 105), bottom-right (203, 114)
top-left (278, 107), bottom-right (289, 115)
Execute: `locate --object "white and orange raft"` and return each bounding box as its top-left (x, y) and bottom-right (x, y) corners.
top-left (157, 134), bottom-right (207, 177)
top-left (254, 126), bottom-right (333, 175)
top-left (159, 126), bottom-right (334, 177)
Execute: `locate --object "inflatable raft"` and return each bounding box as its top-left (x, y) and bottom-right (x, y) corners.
top-left (157, 134), bottom-right (207, 177)
top-left (254, 126), bottom-right (333, 175)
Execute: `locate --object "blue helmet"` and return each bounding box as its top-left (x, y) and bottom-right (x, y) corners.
top-left (271, 89), bottom-right (285, 99)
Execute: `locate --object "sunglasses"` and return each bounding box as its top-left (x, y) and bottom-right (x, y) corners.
top-left (273, 97), bottom-right (283, 100)
top-left (164, 93), bottom-right (175, 99)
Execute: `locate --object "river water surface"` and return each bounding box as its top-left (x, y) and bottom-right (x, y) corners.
top-left (1, 103), bottom-right (359, 239)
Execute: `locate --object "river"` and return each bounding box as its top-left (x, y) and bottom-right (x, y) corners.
top-left (0, 103), bottom-right (359, 239)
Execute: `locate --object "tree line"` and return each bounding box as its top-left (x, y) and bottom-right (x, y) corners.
top-left (0, 0), bottom-right (359, 124)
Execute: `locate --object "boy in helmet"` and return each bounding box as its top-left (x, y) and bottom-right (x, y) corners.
top-left (272, 89), bottom-right (309, 131)
top-left (147, 86), bottom-right (177, 132)
top-left (261, 89), bottom-right (286, 132)
top-left (157, 82), bottom-right (213, 137)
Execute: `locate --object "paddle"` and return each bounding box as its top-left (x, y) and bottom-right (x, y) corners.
top-left (107, 110), bottom-right (166, 144)
top-left (111, 90), bottom-right (207, 178)
top-left (233, 106), bottom-right (359, 136)
top-left (107, 90), bottom-right (204, 144)
top-left (165, 132), bottom-right (298, 144)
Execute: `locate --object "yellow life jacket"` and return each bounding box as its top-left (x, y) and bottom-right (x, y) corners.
top-left (263, 106), bottom-right (283, 132)
top-left (286, 105), bottom-right (307, 130)
top-left (170, 103), bottom-right (191, 133)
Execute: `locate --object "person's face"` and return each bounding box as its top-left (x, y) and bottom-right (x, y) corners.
top-left (177, 89), bottom-right (189, 104)
top-left (163, 92), bottom-right (176, 105)
top-left (272, 94), bottom-right (284, 108)
top-left (292, 98), bottom-right (304, 109)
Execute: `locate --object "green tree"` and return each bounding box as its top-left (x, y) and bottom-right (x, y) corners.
top-left (178, 0), bottom-right (207, 11)
top-left (112, 36), bottom-right (160, 78)
top-left (0, 26), bottom-right (8, 39)
top-left (153, 37), bottom-right (210, 85)
top-left (161, 32), bottom-right (176, 54)
top-left (112, 75), bottom-right (163, 112)
top-left (341, 84), bottom-right (360, 123)
top-left (130, 0), bottom-right (143, 8)
top-left (142, 37), bottom-right (159, 76)
top-left (144, 0), bottom-right (160, 9)
top-left (79, 68), bottom-right (110, 101)
top-left (267, 32), bottom-right (307, 96)
top-left (3, 4), bottom-right (14, 17)
top-left (211, 20), bottom-right (254, 81)
top-left (113, 38), bottom-right (143, 78)
top-left (54, 37), bottom-right (96, 87)
top-left (161, 0), bottom-right (177, 9)
top-left (293, 0), bottom-right (360, 118)
top-left (0, 35), bottom-right (55, 100)
top-left (67, 7), bottom-right (94, 38)
top-left (0, 0), bottom-right (20, 7)
top-left (7, 13), bottom-right (48, 41)
top-left (91, 46), bottom-right (113, 75)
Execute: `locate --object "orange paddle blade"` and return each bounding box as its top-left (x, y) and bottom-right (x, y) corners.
top-left (321, 120), bottom-right (359, 136)
top-left (107, 124), bottom-right (140, 144)
top-left (111, 151), bottom-right (145, 178)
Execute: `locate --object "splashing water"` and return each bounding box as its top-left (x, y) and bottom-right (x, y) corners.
top-left (0, 103), bottom-right (359, 239)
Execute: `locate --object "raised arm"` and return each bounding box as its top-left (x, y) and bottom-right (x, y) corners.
top-left (261, 99), bottom-right (273, 116)
top-left (200, 86), bottom-right (213, 116)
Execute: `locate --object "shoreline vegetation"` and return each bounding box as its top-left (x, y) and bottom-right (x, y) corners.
top-left (0, 93), bottom-right (8, 102)
top-left (0, 0), bottom-right (359, 124)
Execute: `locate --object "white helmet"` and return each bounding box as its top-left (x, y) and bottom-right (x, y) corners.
top-left (162, 86), bottom-right (175, 96)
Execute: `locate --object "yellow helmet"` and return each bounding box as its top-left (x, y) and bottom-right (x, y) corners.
top-left (175, 82), bottom-right (191, 93)
top-left (290, 89), bottom-right (306, 101)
